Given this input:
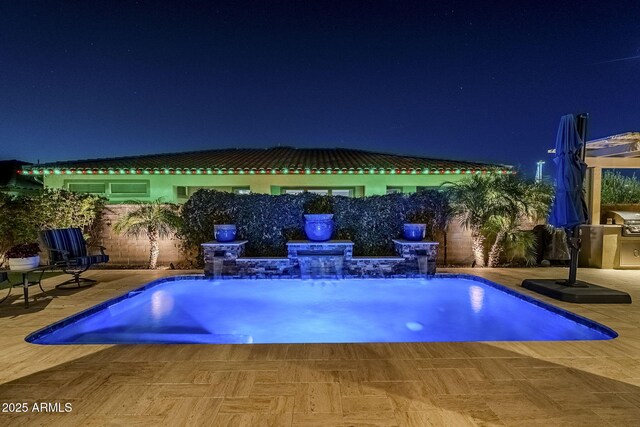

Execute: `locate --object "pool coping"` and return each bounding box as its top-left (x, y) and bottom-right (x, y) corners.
top-left (25, 273), bottom-right (618, 344)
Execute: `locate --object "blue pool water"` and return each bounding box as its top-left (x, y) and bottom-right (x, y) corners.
top-left (27, 275), bottom-right (616, 344)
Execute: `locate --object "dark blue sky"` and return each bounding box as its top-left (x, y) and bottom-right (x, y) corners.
top-left (1, 1), bottom-right (638, 175)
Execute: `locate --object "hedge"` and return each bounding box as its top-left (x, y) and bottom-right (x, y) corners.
top-left (0, 189), bottom-right (106, 263)
top-left (601, 171), bottom-right (640, 205)
top-left (179, 190), bottom-right (451, 264)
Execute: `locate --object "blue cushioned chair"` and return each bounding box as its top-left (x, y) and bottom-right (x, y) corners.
top-left (40, 228), bottom-right (109, 289)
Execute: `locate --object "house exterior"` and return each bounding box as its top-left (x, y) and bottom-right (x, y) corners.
top-left (0, 160), bottom-right (42, 196)
top-left (20, 146), bottom-right (512, 203)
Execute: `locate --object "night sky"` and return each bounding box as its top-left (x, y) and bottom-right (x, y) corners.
top-left (1, 1), bottom-right (639, 176)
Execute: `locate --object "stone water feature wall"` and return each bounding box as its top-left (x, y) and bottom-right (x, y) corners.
top-left (202, 239), bottom-right (439, 278)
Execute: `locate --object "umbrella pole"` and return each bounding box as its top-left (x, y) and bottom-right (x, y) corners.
top-left (565, 114), bottom-right (588, 287)
top-left (565, 226), bottom-right (583, 286)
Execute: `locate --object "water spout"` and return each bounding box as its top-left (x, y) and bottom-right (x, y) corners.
top-left (298, 250), bottom-right (344, 279)
top-left (415, 249), bottom-right (434, 275)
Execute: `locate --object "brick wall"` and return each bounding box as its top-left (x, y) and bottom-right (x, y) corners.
top-left (438, 219), bottom-right (474, 265)
top-left (97, 205), bottom-right (185, 266)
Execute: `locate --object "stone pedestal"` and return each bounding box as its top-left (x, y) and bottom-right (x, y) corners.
top-left (392, 239), bottom-right (439, 274)
top-left (202, 240), bottom-right (248, 277)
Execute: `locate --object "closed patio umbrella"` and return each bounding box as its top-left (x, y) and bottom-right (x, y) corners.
top-left (549, 114), bottom-right (589, 285)
top-left (522, 114), bottom-right (631, 303)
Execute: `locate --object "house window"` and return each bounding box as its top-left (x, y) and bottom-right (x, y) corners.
top-left (110, 182), bottom-right (148, 195)
top-left (281, 188), bottom-right (354, 196)
top-left (386, 187), bottom-right (402, 194)
top-left (67, 182), bottom-right (107, 194)
top-left (176, 186), bottom-right (239, 200)
top-left (177, 186), bottom-right (188, 198)
top-left (417, 185), bottom-right (447, 192)
top-left (331, 189), bottom-right (351, 197)
top-left (233, 187), bottom-right (251, 195)
top-left (65, 180), bottom-right (149, 197)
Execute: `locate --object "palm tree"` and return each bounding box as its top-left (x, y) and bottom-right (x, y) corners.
top-left (446, 174), bottom-right (504, 267)
top-left (485, 177), bottom-right (552, 267)
top-left (448, 174), bottom-right (553, 268)
top-left (114, 199), bottom-right (182, 269)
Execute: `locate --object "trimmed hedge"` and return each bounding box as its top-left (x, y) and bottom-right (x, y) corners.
top-left (179, 190), bottom-right (451, 264)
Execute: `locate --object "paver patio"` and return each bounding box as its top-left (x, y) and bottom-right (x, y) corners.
top-left (0, 268), bottom-right (639, 426)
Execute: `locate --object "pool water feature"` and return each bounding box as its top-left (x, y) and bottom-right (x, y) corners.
top-left (27, 275), bottom-right (616, 345)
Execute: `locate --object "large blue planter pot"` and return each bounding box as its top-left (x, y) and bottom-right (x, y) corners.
top-left (403, 223), bottom-right (426, 241)
top-left (304, 214), bottom-right (334, 242)
top-left (214, 224), bottom-right (237, 242)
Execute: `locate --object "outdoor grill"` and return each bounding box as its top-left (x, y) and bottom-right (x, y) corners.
top-left (607, 211), bottom-right (640, 236)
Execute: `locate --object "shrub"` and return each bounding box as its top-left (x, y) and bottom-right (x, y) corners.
top-left (179, 191), bottom-right (312, 260)
top-left (179, 189), bottom-right (451, 265)
top-left (304, 195), bottom-right (334, 214)
top-left (0, 189), bottom-right (106, 265)
top-left (333, 192), bottom-right (408, 255)
top-left (601, 171), bottom-right (640, 205)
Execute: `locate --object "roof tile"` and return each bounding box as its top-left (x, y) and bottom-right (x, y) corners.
top-left (22, 146), bottom-right (510, 171)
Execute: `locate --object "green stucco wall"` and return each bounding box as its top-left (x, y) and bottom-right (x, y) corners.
top-left (43, 173), bottom-right (468, 203)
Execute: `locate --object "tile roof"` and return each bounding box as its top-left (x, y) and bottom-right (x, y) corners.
top-left (1, 160), bottom-right (42, 190)
top-left (21, 146), bottom-right (512, 175)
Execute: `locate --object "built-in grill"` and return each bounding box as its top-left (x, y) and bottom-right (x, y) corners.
top-left (606, 211), bottom-right (640, 268)
top-left (608, 211), bottom-right (640, 236)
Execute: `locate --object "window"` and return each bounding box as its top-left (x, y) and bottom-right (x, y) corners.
top-left (233, 187), bottom-right (251, 195)
top-left (176, 186), bottom-right (239, 200)
top-left (331, 189), bottom-right (351, 197)
top-left (111, 182), bottom-right (148, 195)
top-left (177, 186), bottom-right (188, 198)
top-left (386, 187), bottom-right (402, 194)
top-left (65, 180), bottom-right (149, 197)
top-left (417, 185), bottom-right (447, 192)
top-left (281, 188), bottom-right (354, 196)
top-left (67, 183), bottom-right (106, 194)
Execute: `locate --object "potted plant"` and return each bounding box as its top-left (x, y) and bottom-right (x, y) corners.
top-left (303, 196), bottom-right (334, 241)
top-left (6, 243), bottom-right (41, 271)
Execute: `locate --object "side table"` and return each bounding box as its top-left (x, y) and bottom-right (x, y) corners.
top-left (0, 265), bottom-right (54, 308)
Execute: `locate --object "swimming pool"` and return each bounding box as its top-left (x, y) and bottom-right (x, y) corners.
top-left (26, 275), bottom-right (616, 344)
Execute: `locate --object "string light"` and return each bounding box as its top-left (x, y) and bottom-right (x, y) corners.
top-left (23, 166), bottom-right (513, 176)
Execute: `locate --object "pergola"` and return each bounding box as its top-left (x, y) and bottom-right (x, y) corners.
top-left (585, 132), bottom-right (640, 224)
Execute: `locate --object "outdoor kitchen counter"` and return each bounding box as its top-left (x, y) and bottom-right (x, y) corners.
top-left (580, 224), bottom-right (640, 269)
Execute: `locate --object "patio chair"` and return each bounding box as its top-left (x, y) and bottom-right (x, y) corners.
top-left (39, 228), bottom-right (109, 289)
